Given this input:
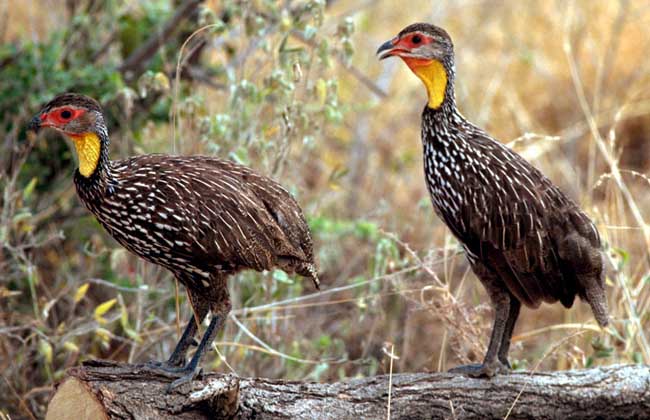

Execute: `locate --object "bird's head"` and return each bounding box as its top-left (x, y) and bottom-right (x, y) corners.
top-left (377, 23), bottom-right (454, 109)
top-left (28, 93), bottom-right (108, 178)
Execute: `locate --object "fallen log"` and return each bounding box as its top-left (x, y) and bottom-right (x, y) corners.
top-left (45, 361), bottom-right (649, 420)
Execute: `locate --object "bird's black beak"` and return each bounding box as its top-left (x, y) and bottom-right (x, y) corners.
top-left (377, 38), bottom-right (397, 60)
top-left (27, 114), bottom-right (42, 133)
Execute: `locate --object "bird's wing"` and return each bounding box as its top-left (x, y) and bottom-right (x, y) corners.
top-left (114, 155), bottom-right (315, 276)
top-left (190, 157), bottom-right (315, 268)
top-left (450, 135), bottom-right (600, 307)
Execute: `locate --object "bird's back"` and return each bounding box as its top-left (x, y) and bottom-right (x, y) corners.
top-left (76, 154), bottom-right (317, 287)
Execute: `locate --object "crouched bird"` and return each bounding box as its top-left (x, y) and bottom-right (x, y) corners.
top-left (377, 23), bottom-right (608, 377)
top-left (28, 93), bottom-right (320, 389)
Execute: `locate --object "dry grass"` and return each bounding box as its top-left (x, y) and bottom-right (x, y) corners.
top-left (2, 1), bottom-right (650, 418)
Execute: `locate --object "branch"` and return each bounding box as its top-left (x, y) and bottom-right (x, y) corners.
top-left (119, 0), bottom-right (204, 79)
top-left (45, 361), bottom-right (649, 419)
top-left (290, 29), bottom-right (388, 99)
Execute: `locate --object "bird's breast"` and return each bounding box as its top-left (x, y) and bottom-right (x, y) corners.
top-left (422, 136), bottom-right (470, 216)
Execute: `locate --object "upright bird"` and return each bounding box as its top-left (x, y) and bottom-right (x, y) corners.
top-left (28, 93), bottom-right (319, 389)
top-left (377, 24), bottom-right (608, 376)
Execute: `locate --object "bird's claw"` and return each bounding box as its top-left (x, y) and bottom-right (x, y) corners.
top-left (166, 366), bottom-right (203, 392)
top-left (143, 360), bottom-right (166, 369)
top-left (448, 361), bottom-right (509, 378)
top-left (142, 361), bottom-right (203, 391)
top-left (143, 358), bottom-right (186, 372)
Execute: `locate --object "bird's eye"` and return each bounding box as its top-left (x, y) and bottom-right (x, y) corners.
top-left (412, 35), bottom-right (422, 44)
top-left (49, 107), bottom-right (84, 124)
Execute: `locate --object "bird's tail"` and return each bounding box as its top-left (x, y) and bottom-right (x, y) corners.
top-left (302, 262), bottom-right (321, 290)
top-left (277, 257), bottom-right (320, 290)
top-left (584, 280), bottom-right (609, 327)
top-left (584, 249), bottom-right (617, 328)
top-left (576, 266), bottom-right (608, 327)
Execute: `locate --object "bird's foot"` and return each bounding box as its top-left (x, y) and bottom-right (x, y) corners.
top-left (143, 358), bottom-right (185, 372)
top-left (499, 357), bottom-right (511, 369)
top-left (166, 366), bottom-right (203, 392)
top-left (142, 361), bottom-right (203, 392)
top-left (448, 360), bottom-right (509, 378)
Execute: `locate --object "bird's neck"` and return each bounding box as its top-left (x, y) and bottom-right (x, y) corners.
top-left (422, 95), bottom-right (463, 134)
top-left (71, 130), bottom-right (114, 196)
top-left (420, 92), bottom-right (469, 160)
top-left (403, 58), bottom-right (456, 110)
top-left (69, 132), bottom-right (103, 177)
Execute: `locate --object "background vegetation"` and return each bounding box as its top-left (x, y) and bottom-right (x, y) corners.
top-left (1, 1), bottom-right (649, 418)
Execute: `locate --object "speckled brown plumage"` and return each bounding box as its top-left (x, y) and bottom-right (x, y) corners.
top-left (76, 154), bottom-right (318, 285)
top-left (29, 93), bottom-right (319, 389)
top-left (379, 23), bottom-right (608, 377)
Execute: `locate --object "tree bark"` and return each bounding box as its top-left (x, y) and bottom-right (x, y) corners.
top-left (45, 360), bottom-right (649, 420)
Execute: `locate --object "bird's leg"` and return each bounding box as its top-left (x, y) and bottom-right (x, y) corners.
top-left (497, 297), bottom-right (521, 368)
top-left (165, 290), bottom-right (210, 368)
top-left (449, 264), bottom-right (511, 377)
top-left (165, 304), bottom-right (209, 368)
top-left (165, 307), bottom-right (230, 391)
top-left (146, 289), bottom-right (209, 370)
top-left (166, 281), bottom-right (232, 392)
top-left (166, 318), bottom-right (201, 366)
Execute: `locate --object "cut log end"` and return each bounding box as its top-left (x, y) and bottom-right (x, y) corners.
top-left (46, 378), bottom-right (107, 420)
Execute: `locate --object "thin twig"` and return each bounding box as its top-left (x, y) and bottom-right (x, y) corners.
top-left (229, 313), bottom-right (334, 365)
top-left (171, 23), bottom-right (223, 153)
top-left (290, 29), bottom-right (387, 98)
top-left (383, 342), bottom-right (398, 420)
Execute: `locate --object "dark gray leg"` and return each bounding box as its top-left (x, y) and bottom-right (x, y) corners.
top-left (166, 277), bottom-right (232, 392)
top-left (146, 288), bottom-right (209, 369)
top-left (449, 261), bottom-right (511, 377)
top-left (498, 297), bottom-right (521, 368)
top-left (165, 301), bottom-right (209, 367)
top-left (166, 307), bottom-right (229, 391)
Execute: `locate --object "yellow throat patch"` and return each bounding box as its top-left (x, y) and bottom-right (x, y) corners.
top-left (403, 58), bottom-right (448, 109)
top-left (69, 132), bottom-right (101, 177)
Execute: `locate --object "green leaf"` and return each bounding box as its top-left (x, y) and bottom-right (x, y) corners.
top-left (303, 25), bottom-right (317, 40)
top-left (308, 362), bottom-right (329, 380)
top-left (354, 220), bottom-right (379, 240)
top-left (23, 177), bottom-right (38, 200)
top-left (594, 349), bottom-right (613, 358)
top-left (74, 283), bottom-right (90, 303)
top-left (612, 247), bottom-right (629, 269)
top-left (317, 334), bottom-right (332, 349)
top-left (63, 341), bottom-right (79, 353)
top-left (272, 270), bottom-right (293, 284)
top-left (95, 327), bottom-right (112, 346)
top-left (38, 339), bottom-right (53, 365)
top-left (94, 298), bottom-right (117, 324)
top-left (12, 211), bottom-right (33, 224)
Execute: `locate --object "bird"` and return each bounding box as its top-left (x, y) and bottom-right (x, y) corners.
top-left (377, 23), bottom-right (608, 377)
top-left (28, 93), bottom-right (320, 389)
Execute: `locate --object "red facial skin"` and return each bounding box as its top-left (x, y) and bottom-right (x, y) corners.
top-left (39, 107), bottom-right (86, 129)
top-left (386, 33), bottom-right (435, 70)
top-left (394, 33), bottom-right (434, 51)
